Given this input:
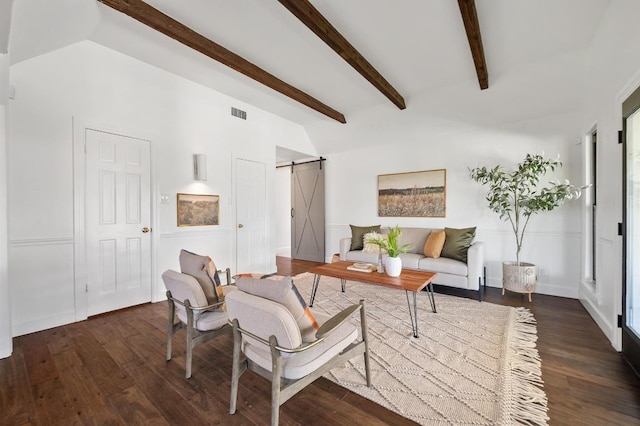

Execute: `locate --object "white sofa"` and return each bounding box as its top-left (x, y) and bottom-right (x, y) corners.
top-left (339, 227), bottom-right (485, 300)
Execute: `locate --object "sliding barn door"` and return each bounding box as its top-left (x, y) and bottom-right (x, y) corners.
top-left (291, 161), bottom-right (325, 262)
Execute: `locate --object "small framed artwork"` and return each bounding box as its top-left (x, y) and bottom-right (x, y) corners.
top-left (177, 193), bottom-right (220, 226)
top-left (378, 169), bottom-right (446, 217)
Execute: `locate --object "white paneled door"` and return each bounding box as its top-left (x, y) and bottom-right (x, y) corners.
top-left (236, 158), bottom-right (267, 274)
top-left (86, 129), bottom-right (151, 316)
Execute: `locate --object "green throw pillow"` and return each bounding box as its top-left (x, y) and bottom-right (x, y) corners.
top-left (350, 224), bottom-right (381, 251)
top-left (441, 227), bottom-right (476, 263)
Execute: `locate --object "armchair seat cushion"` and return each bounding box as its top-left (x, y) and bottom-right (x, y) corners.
top-left (193, 286), bottom-right (237, 331)
top-left (194, 310), bottom-right (228, 331)
top-left (242, 311), bottom-right (358, 380)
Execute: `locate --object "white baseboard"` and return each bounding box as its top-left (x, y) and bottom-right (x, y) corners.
top-left (485, 277), bottom-right (578, 298)
top-left (535, 283), bottom-right (578, 299)
top-left (276, 246), bottom-right (291, 257)
top-left (579, 282), bottom-right (619, 351)
top-left (12, 311), bottom-right (76, 337)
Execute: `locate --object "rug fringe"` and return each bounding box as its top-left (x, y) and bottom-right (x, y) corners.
top-left (502, 307), bottom-right (549, 425)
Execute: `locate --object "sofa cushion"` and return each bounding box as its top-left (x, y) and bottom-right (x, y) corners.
top-left (350, 225), bottom-right (381, 251)
top-left (345, 251), bottom-right (380, 264)
top-left (398, 227), bottom-right (433, 254)
top-left (398, 253), bottom-right (425, 269)
top-left (236, 276), bottom-right (320, 342)
top-left (441, 227), bottom-right (476, 263)
top-left (418, 257), bottom-right (468, 276)
top-left (423, 230), bottom-right (446, 258)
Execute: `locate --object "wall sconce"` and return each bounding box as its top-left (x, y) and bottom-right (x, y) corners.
top-left (194, 154), bottom-right (207, 181)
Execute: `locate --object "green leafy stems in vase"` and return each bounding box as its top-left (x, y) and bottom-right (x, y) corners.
top-left (365, 225), bottom-right (412, 258)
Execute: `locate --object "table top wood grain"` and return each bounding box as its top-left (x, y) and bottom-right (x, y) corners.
top-left (308, 261), bottom-right (437, 293)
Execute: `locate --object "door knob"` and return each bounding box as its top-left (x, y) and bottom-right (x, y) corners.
top-left (238, 224), bottom-right (244, 228)
top-left (142, 227), bottom-right (150, 233)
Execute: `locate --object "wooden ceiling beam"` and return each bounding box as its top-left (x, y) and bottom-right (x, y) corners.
top-left (457, 0), bottom-right (489, 90)
top-left (98, 0), bottom-right (346, 123)
top-left (278, 0), bottom-right (406, 110)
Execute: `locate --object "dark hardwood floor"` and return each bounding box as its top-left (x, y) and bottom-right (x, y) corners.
top-left (2, 256), bottom-right (639, 425)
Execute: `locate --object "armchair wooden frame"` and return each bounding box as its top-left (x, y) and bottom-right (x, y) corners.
top-left (229, 299), bottom-right (371, 426)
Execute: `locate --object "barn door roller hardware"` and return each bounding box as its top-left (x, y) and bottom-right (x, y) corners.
top-left (276, 157), bottom-right (326, 173)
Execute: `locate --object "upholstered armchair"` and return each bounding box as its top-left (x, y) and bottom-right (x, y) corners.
top-left (226, 276), bottom-right (371, 425)
top-left (161, 249), bottom-right (236, 378)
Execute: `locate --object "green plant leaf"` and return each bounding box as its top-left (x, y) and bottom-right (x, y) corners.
top-left (469, 154), bottom-right (582, 263)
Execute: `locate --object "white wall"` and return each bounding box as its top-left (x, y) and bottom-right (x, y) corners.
top-left (325, 111), bottom-right (584, 298)
top-left (579, 0), bottom-right (640, 350)
top-left (275, 166), bottom-right (291, 257)
top-left (7, 40), bottom-right (314, 336)
top-left (0, 52), bottom-right (11, 358)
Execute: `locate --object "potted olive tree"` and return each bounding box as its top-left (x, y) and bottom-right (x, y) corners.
top-left (469, 153), bottom-right (583, 300)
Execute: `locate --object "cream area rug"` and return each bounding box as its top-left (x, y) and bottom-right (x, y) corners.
top-left (292, 272), bottom-right (549, 426)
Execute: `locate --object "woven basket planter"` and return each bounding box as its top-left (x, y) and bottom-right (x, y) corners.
top-left (502, 261), bottom-right (537, 301)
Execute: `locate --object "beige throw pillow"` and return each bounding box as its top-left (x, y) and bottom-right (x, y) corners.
top-left (362, 232), bottom-right (387, 254)
top-left (423, 230), bottom-right (446, 258)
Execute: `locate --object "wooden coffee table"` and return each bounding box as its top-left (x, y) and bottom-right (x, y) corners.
top-left (307, 261), bottom-right (437, 338)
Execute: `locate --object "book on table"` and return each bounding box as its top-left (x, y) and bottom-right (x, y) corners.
top-left (346, 263), bottom-right (376, 273)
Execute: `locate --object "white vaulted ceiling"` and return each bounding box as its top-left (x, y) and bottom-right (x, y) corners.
top-left (6, 0), bottom-right (612, 154)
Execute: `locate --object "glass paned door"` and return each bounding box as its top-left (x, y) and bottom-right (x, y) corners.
top-left (627, 111), bottom-right (640, 333)
top-left (623, 90), bottom-right (640, 374)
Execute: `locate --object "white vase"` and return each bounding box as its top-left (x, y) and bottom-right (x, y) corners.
top-left (385, 256), bottom-right (402, 277)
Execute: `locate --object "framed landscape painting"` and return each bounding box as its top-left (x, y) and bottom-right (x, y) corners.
top-left (177, 193), bottom-right (220, 226)
top-left (378, 169), bottom-right (446, 217)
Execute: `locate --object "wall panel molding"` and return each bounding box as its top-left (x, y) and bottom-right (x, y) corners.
top-left (10, 237), bottom-right (74, 247)
top-left (159, 229), bottom-right (232, 239)
top-left (10, 242), bottom-right (75, 336)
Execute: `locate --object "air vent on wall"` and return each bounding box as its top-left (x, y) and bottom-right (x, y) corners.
top-left (231, 107), bottom-right (247, 120)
